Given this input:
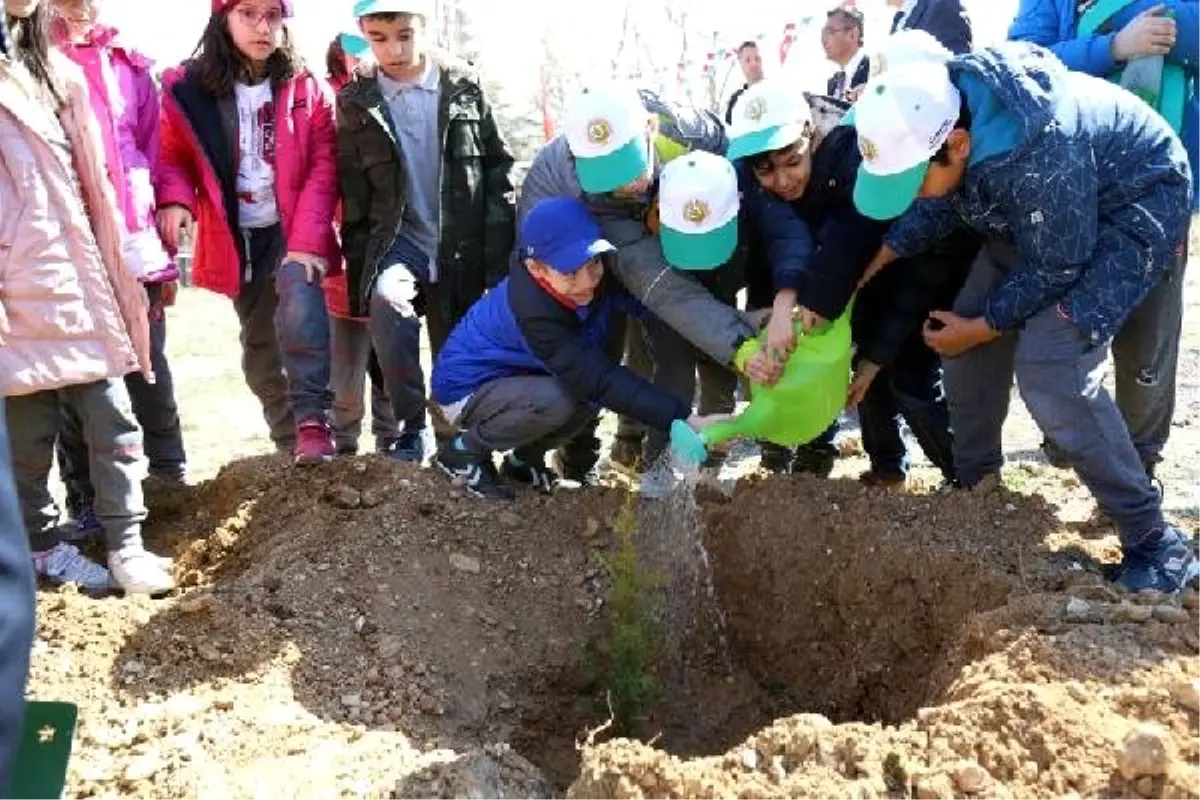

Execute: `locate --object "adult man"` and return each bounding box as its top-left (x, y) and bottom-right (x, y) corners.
top-left (725, 40), bottom-right (765, 124)
top-left (887, 0), bottom-right (973, 54)
top-left (823, 6), bottom-right (870, 100)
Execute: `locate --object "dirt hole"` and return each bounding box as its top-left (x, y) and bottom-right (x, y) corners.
top-left (515, 478), bottom-right (1021, 790)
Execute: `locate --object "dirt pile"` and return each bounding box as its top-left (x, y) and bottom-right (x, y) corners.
top-left (26, 455), bottom-right (1200, 799)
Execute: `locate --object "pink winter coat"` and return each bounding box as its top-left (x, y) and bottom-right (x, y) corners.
top-left (0, 54), bottom-right (153, 398)
top-left (156, 64), bottom-right (341, 300)
top-left (53, 22), bottom-right (177, 284)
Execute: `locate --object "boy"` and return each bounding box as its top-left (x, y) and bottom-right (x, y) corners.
top-left (851, 44), bottom-right (1196, 593)
top-left (727, 78), bottom-right (965, 485)
top-left (338, 0), bottom-right (516, 463)
top-left (431, 197), bottom-right (726, 499)
top-left (519, 82), bottom-right (770, 478)
top-left (1009, 0), bottom-right (1197, 480)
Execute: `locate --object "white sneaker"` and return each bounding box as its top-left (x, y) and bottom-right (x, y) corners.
top-left (108, 549), bottom-right (176, 595)
top-left (33, 543), bottom-right (111, 592)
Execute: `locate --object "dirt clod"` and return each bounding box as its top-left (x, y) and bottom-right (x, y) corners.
top-left (1118, 724), bottom-right (1174, 781)
top-left (1151, 605), bottom-right (1191, 625)
top-left (951, 759), bottom-right (991, 794)
top-left (449, 553), bottom-right (482, 574)
top-left (1168, 679), bottom-right (1199, 713)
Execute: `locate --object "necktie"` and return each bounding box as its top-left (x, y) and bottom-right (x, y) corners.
top-left (831, 70), bottom-right (847, 99)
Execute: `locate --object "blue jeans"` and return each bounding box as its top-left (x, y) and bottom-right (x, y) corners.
top-left (857, 332), bottom-right (955, 482)
top-left (945, 242), bottom-right (1164, 546)
top-left (57, 282), bottom-right (187, 513)
top-left (7, 380), bottom-right (148, 554)
top-left (0, 409), bottom-right (36, 794)
top-left (234, 225), bottom-right (332, 441)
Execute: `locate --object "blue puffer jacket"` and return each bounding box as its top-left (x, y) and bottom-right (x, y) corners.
top-left (1009, 0), bottom-right (1198, 209)
top-left (886, 43), bottom-right (1191, 345)
top-left (431, 262), bottom-right (690, 433)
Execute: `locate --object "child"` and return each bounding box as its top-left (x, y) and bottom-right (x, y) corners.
top-left (852, 44), bottom-right (1196, 592)
top-left (48, 0), bottom-right (189, 543)
top-left (338, 0), bottom-right (517, 463)
top-left (727, 78), bottom-right (965, 486)
top-left (431, 197), bottom-right (726, 499)
top-left (323, 29), bottom-right (400, 456)
top-left (1009, 0), bottom-right (1198, 480)
top-left (1, 0), bottom-right (174, 593)
top-left (520, 82), bottom-right (774, 477)
top-left (156, 0), bottom-right (339, 464)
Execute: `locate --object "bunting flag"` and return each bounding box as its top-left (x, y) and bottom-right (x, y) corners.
top-left (779, 22), bottom-right (797, 65)
top-left (539, 64), bottom-right (556, 142)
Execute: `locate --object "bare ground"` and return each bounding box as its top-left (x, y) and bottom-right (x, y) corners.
top-left (25, 261), bottom-right (1200, 798)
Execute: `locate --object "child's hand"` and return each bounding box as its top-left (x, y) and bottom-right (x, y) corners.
top-left (846, 360), bottom-right (881, 408)
top-left (284, 252), bottom-right (328, 284)
top-left (687, 413), bottom-right (734, 433)
top-left (798, 306), bottom-right (827, 332)
top-left (922, 311), bottom-right (999, 357)
top-left (766, 311), bottom-right (796, 361)
top-left (156, 205), bottom-right (194, 251)
top-left (743, 350), bottom-right (784, 386)
top-left (1113, 4), bottom-right (1175, 61)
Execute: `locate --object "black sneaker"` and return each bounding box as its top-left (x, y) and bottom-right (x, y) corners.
top-left (759, 442), bottom-right (794, 474)
top-left (435, 442), bottom-right (515, 500)
top-left (792, 442), bottom-right (837, 478)
top-left (551, 452), bottom-right (603, 489)
top-left (386, 430), bottom-right (430, 464)
top-left (500, 454), bottom-right (558, 494)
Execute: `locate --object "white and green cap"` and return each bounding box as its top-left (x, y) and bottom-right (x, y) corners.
top-left (658, 151), bottom-right (740, 271)
top-left (843, 29), bottom-right (952, 125)
top-left (563, 83), bottom-right (652, 194)
top-left (850, 60), bottom-right (961, 221)
top-left (726, 78), bottom-right (814, 161)
top-left (352, 0), bottom-right (433, 18)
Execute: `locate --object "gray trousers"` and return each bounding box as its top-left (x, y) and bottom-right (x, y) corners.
top-left (329, 316), bottom-right (399, 452)
top-left (456, 375), bottom-right (597, 460)
top-left (6, 380), bottom-right (147, 554)
top-left (641, 315), bottom-right (739, 463)
top-left (0, 407), bottom-right (35, 794)
top-left (946, 243), bottom-right (1163, 545)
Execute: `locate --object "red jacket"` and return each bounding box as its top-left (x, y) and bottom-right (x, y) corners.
top-left (156, 64), bottom-right (341, 300)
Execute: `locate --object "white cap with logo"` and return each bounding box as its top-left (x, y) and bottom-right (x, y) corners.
top-left (563, 83), bottom-right (653, 194)
top-left (870, 29), bottom-right (952, 78)
top-left (725, 78), bottom-right (815, 161)
top-left (849, 59), bottom-right (962, 220)
top-left (657, 151), bottom-right (740, 271)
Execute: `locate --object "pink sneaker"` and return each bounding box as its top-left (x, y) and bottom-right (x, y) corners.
top-left (294, 418), bottom-right (335, 465)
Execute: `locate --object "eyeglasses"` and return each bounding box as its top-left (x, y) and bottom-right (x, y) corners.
top-left (233, 6), bottom-right (284, 28)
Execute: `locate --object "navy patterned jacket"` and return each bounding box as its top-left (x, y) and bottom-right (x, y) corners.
top-left (886, 43), bottom-right (1191, 345)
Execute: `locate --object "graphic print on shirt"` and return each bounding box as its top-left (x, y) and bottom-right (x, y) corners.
top-left (235, 81), bottom-right (280, 228)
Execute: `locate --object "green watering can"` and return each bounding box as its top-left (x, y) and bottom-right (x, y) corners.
top-left (670, 304), bottom-right (854, 462)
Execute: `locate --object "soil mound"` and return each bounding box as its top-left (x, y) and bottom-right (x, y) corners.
top-left (28, 455), bottom-right (1199, 799)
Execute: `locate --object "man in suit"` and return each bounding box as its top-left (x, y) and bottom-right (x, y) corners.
top-left (888, 0), bottom-right (973, 54)
top-left (725, 41), bottom-right (765, 123)
top-left (823, 6), bottom-right (870, 100)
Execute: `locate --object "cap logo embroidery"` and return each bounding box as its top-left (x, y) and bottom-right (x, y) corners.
top-left (586, 118), bottom-right (612, 145)
top-left (682, 199), bottom-right (710, 225)
top-left (744, 97), bottom-right (767, 122)
top-left (859, 136), bottom-right (879, 162)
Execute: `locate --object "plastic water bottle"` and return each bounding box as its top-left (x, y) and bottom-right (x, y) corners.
top-left (1120, 8), bottom-right (1174, 107)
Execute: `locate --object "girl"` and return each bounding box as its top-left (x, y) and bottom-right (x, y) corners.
top-left (322, 31), bottom-right (401, 456)
top-left (49, 0), bottom-right (189, 543)
top-left (156, 0), bottom-right (339, 464)
top-left (0, 0), bottom-right (174, 593)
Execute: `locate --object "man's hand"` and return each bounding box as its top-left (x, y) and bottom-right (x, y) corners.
top-left (742, 349), bottom-right (784, 386)
top-left (284, 252), bottom-right (328, 284)
top-left (846, 360), bottom-right (881, 408)
top-left (156, 205), bottom-right (194, 251)
top-left (798, 306), bottom-right (827, 333)
top-left (1112, 4), bottom-right (1176, 61)
top-left (922, 311), bottom-right (1000, 357)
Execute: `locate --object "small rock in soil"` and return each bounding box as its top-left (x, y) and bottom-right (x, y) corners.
top-left (915, 772), bottom-right (956, 800)
top-left (1151, 605), bottom-right (1190, 624)
top-left (121, 660), bottom-right (145, 675)
top-left (178, 593), bottom-right (215, 614)
top-left (1182, 592), bottom-right (1199, 610)
top-left (325, 485), bottom-right (362, 509)
top-left (1168, 679), bottom-right (1199, 712)
top-left (122, 754), bottom-right (163, 782)
top-left (497, 511), bottom-right (522, 530)
top-left (1117, 724), bottom-right (1174, 780)
top-left (376, 635), bottom-right (405, 660)
top-left (584, 518), bottom-right (601, 539)
top-left (340, 694), bottom-right (362, 709)
top-left (1065, 597), bottom-right (1093, 622)
top-left (1113, 603), bottom-right (1153, 623)
top-left (360, 488), bottom-right (384, 508)
top-left (449, 553), bottom-right (481, 574)
top-left (741, 749), bottom-right (761, 770)
top-left (952, 760), bottom-right (992, 794)
top-left (196, 643), bottom-right (221, 663)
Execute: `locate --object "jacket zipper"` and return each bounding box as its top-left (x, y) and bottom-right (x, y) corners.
top-left (242, 229), bottom-right (253, 283)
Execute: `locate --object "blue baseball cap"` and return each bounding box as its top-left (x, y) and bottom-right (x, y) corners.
top-left (521, 198), bottom-right (615, 274)
top-left (338, 32), bottom-right (371, 59)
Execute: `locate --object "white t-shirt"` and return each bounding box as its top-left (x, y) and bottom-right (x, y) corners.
top-left (234, 81), bottom-right (279, 228)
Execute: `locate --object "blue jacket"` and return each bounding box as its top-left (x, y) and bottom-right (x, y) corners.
top-left (740, 128), bottom-right (970, 367)
top-left (0, 413), bottom-right (35, 793)
top-left (431, 261), bottom-right (690, 432)
top-left (887, 44), bottom-right (1192, 345)
top-left (1009, 0), bottom-right (1198, 208)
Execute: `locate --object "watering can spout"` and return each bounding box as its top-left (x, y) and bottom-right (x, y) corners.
top-left (703, 307), bottom-right (854, 449)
